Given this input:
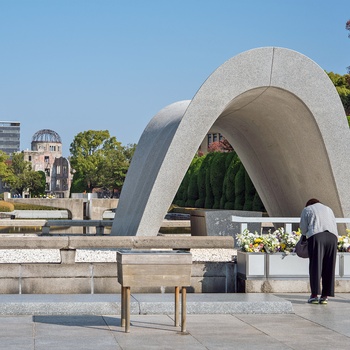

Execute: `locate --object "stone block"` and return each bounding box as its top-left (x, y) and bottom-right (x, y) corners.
top-left (60, 249), bottom-right (76, 264)
top-left (189, 276), bottom-right (231, 293)
top-left (0, 264), bottom-right (20, 277)
top-left (0, 278), bottom-right (19, 293)
top-left (191, 209), bottom-right (262, 239)
top-left (20, 264), bottom-right (91, 278)
top-left (192, 261), bottom-right (233, 277)
top-left (93, 277), bottom-right (120, 294)
top-left (21, 278), bottom-right (91, 294)
top-left (93, 263), bottom-right (118, 277)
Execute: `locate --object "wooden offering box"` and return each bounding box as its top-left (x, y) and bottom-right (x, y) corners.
top-left (117, 250), bottom-right (192, 287)
top-left (117, 250), bottom-right (192, 333)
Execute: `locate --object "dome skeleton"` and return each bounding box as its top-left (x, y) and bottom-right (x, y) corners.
top-left (31, 129), bottom-right (62, 143)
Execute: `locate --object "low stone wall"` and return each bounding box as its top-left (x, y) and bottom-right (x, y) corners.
top-left (0, 249), bottom-right (236, 294)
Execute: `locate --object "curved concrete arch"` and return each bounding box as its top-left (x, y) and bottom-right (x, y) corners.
top-left (111, 47), bottom-right (350, 236)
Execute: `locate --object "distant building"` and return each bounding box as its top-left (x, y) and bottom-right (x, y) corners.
top-left (23, 129), bottom-right (72, 198)
top-left (198, 129), bottom-right (225, 154)
top-left (0, 121), bottom-right (20, 156)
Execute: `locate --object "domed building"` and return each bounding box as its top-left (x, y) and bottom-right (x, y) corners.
top-left (23, 129), bottom-right (72, 198)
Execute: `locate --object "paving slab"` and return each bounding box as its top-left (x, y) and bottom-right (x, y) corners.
top-left (0, 293), bottom-right (349, 350)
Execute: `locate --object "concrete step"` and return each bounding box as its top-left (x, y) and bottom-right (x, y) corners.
top-left (0, 293), bottom-right (293, 316)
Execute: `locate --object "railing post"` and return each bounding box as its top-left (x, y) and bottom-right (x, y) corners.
top-left (285, 223), bottom-right (292, 233)
top-left (42, 224), bottom-right (50, 235)
top-left (96, 223), bottom-right (104, 235)
top-left (241, 223), bottom-right (247, 233)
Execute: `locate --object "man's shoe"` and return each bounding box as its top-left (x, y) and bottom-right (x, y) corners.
top-left (308, 296), bottom-right (319, 304)
top-left (319, 297), bottom-right (328, 305)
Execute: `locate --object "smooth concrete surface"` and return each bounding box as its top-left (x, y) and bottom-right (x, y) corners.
top-left (112, 47), bottom-right (350, 237)
top-left (0, 293), bottom-right (350, 349)
top-left (0, 293), bottom-right (293, 316)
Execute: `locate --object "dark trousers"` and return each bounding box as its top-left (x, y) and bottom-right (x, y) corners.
top-left (307, 231), bottom-right (338, 297)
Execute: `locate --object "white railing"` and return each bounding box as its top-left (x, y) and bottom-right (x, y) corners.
top-left (232, 216), bottom-right (350, 234)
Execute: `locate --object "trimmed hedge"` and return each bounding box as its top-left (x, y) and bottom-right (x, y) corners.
top-left (174, 152), bottom-right (265, 212)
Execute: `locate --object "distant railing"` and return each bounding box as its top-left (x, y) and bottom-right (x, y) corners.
top-left (0, 219), bottom-right (113, 235)
top-left (0, 219), bottom-right (190, 235)
top-left (232, 215), bottom-right (350, 234)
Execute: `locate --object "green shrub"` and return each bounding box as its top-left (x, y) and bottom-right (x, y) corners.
top-left (220, 153), bottom-right (237, 209)
top-left (210, 153), bottom-right (227, 209)
top-left (243, 170), bottom-right (255, 211)
top-left (173, 151), bottom-right (265, 213)
top-left (234, 163), bottom-right (245, 210)
top-left (195, 154), bottom-right (211, 208)
top-left (186, 156), bottom-right (204, 207)
top-left (253, 192), bottom-right (265, 212)
top-left (224, 156), bottom-right (240, 209)
top-left (204, 153), bottom-right (215, 209)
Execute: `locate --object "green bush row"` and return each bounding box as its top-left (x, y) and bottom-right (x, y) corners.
top-left (173, 153), bottom-right (265, 212)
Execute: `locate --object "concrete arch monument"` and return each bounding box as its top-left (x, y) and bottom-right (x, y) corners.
top-left (111, 47), bottom-right (350, 236)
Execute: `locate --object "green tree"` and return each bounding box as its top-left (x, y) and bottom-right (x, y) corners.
top-left (31, 171), bottom-right (46, 197)
top-left (0, 151), bottom-right (13, 184)
top-left (327, 72), bottom-right (350, 116)
top-left (6, 153), bottom-right (44, 196)
top-left (69, 130), bottom-right (132, 194)
top-left (347, 20), bottom-right (350, 73)
top-left (70, 170), bottom-right (88, 194)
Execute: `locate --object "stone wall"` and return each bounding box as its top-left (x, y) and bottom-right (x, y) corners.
top-left (0, 257), bottom-right (236, 294)
top-left (0, 243), bottom-right (237, 294)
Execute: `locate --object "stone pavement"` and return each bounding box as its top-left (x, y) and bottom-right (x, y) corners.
top-left (0, 293), bottom-right (349, 349)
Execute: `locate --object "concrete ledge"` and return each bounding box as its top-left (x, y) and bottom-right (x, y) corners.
top-left (0, 293), bottom-right (293, 316)
top-left (0, 236), bottom-right (234, 249)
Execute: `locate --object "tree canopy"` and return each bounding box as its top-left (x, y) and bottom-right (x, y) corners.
top-left (347, 20), bottom-right (350, 73)
top-left (327, 71), bottom-right (350, 116)
top-left (69, 130), bottom-right (136, 195)
top-left (0, 152), bottom-right (45, 196)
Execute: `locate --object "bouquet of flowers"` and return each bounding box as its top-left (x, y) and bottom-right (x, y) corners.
top-left (338, 230), bottom-right (350, 252)
top-left (273, 227), bottom-right (302, 254)
top-left (236, 228), bottom-right (302, 254)
top-left (236, 227), bottom-right (350, 254)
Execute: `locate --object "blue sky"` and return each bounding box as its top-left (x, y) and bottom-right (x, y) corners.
top-left (0, 0), bottom-right (349, 156)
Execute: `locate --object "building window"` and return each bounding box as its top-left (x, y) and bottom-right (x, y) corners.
top-left (213, 133), bottom-right (218, 143)
top-left (28, 156), bottom-right (32, 161)
top-left (44, 156), bottom-right (49, 163)
top-left (45, 169), bottom-right (50, 177)
top-left (207, 134), bottom-right (212, 148)
top-left (56, 166), bottom-right (60, 175)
